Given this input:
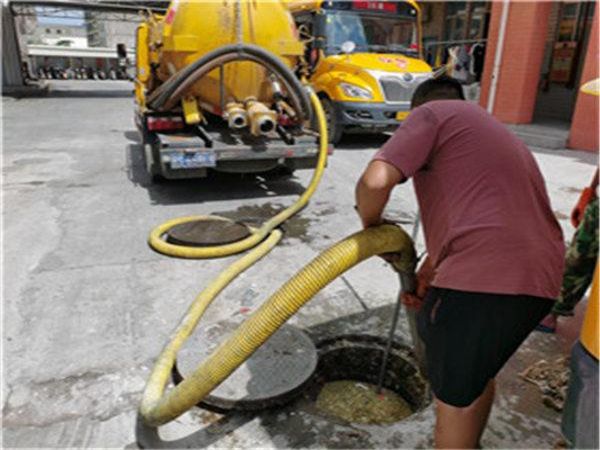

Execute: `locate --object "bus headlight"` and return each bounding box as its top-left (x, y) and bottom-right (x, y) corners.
top-left (340, 83), bottom-right (373, 100)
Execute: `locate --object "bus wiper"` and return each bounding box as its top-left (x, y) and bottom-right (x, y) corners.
top-left (367, 44), bottom-right (417, 56)
top-left (323, 44), bottom-right (344, 55)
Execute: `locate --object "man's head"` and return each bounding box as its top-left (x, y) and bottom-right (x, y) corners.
top-left (411, 75), bottom-right (465, 109)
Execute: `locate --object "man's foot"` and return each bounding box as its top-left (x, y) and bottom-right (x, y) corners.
top-left (536, 313), bottom-right (557, 333)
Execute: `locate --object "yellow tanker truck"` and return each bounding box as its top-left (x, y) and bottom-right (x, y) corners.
top-left (294, 0), bottom-right (432, 143)
top-left (134, 0), bottom-right (324, 181)
top-left (134, 0), bottom-right (431, 180)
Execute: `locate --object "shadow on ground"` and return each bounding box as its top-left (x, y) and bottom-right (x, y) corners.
top-left (334, 133), bottom-right (391, 151)
top-left (43, 89), bottom-right (134, 98)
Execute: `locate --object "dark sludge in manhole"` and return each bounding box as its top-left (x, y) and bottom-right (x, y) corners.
top-left (172, 320), bottom-right (318, 413)
top-left (304, 335), bottom-right (431, 425)
top-left (166, 218), bottom-right (251, 247)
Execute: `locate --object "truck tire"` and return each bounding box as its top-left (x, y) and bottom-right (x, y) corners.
top-left (142, 135), bottom-right (165, 183)
top-left (321, 97), bottom-right (343, 145)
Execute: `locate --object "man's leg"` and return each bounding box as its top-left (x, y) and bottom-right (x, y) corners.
top-left (434, 379), bottom-right (495, 449)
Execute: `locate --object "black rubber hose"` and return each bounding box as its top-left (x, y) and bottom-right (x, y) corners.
top-left (147, 43), bottom-right (312, 122)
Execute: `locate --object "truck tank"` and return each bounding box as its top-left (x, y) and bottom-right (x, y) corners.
top-left (146, 0), bottom-right (306, 117)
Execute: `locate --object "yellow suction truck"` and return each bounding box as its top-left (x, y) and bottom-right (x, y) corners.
top-left (294, 0), bottom-right (432, 143)
top-left (134, 0), bottom-right (325, 180)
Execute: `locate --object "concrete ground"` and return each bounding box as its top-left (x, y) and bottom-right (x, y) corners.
top-left (2, 80), bottom-right (597, 448)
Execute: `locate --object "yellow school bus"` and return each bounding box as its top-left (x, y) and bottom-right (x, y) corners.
top-left (294, 0), bottom-right (432, 143)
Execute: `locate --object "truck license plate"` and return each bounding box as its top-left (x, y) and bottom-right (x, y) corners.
top-left (169, 151), bottom-right (216, 169)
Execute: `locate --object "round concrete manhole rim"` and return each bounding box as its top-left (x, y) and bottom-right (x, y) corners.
top-left (306, 334), bottom-right (431, 424)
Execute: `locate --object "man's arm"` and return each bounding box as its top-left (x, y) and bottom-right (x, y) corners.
top-left (355, 160), bottom-right (404, 228)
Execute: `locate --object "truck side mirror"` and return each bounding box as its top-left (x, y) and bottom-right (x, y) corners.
top-left (117, 43), bottom-right (127, 59)
top-left (313, 12), bottom-right (326, 49)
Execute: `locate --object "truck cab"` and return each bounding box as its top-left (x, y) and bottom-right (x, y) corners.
top-left (295, 0), bottom-right (432, 143)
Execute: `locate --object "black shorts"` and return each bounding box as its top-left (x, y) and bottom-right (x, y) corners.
top-left (417, 287), bottom-right (553, 407)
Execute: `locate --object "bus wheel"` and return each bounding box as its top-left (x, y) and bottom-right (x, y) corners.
top-left (321, 98), bottom-right (343, 145)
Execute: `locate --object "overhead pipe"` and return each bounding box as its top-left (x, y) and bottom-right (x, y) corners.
top-left (487, 0), bottom-right (510, 115)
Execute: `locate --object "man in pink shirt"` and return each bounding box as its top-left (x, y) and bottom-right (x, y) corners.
top-left (355, 76), bottom-right (565, 448)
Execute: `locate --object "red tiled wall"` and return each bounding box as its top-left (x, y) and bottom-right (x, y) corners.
top-left (479, 2), bottom-right (552, 123)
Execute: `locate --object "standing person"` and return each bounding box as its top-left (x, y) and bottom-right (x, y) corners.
top-left (558, 79), bottom-right (599, 449)
top-left (354, 76), bottom-right (565, 449)
top-left (537, 169), bottom-right (598, 333)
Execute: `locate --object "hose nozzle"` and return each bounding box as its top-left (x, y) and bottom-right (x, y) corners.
top-left (245, 98), bottom-right (277, 136)
top-left (224, 102), bottom-right (248, 129)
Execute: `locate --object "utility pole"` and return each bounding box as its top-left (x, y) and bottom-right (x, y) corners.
top-left (2, 3), bottom-right (26, 90)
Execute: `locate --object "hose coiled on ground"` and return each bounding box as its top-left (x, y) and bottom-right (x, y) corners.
top-left (148, 89), bottom-right (325, 259)
top-left (140, 224), bottom-right (416, 426)
top-left (140, 46), bottom-right (416, 429)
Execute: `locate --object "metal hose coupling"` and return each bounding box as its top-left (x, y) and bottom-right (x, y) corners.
top-left (245, 97), bottom-right (277, 135)
top-left (224, 102), bottom-right (248, 129)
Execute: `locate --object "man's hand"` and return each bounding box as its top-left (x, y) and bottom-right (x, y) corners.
top-left (400, 256), bottom-right (434, 311)
top-left (355, 160), bottom-right (404, 229)
top-left (377, 218), bottom-right (407, 263)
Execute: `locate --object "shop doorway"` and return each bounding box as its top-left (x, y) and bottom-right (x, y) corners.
top-left (534, 1), bottom-right (596, 124)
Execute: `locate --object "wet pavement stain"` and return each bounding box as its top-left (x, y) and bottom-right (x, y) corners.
top-left (213, 203), bottom-right (313, 243)
top-left (314, 206), bottom-right (337, 217)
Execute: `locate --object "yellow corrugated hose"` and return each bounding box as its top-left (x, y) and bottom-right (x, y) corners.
top-left (140, 91), bottom-right (416, 427)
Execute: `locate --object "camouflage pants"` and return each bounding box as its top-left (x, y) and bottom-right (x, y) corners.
top-left (553, 197), bottom-right (599, 316)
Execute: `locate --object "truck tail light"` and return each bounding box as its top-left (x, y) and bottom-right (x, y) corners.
top-left (147, 116), bottom-right (184, 131)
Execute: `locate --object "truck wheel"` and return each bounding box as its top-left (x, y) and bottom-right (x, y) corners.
top-left (320, 98), bottom-right (343, 145)
top-left (143, 139), bottom-right (165, 183)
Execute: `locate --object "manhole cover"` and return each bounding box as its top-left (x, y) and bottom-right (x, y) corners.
top-left (166, 218), bottom-right (251, 246)
top-left (174, 318), bottom-right (318, 411)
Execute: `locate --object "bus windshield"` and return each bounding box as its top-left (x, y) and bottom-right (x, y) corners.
top-left (324, 11), bottom-right (418, 57)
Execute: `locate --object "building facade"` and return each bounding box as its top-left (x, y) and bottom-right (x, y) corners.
top-left (479, 1), bottom-right (598, 152)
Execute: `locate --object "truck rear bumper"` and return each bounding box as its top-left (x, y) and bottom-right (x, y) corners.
top-left (333, 101), bottom-right (410, 128)
top-left (145, 131), bottom-right (321, 179)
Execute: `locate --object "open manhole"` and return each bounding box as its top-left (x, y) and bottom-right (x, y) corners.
top-left (306, 335), bottom-right (430, 425)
